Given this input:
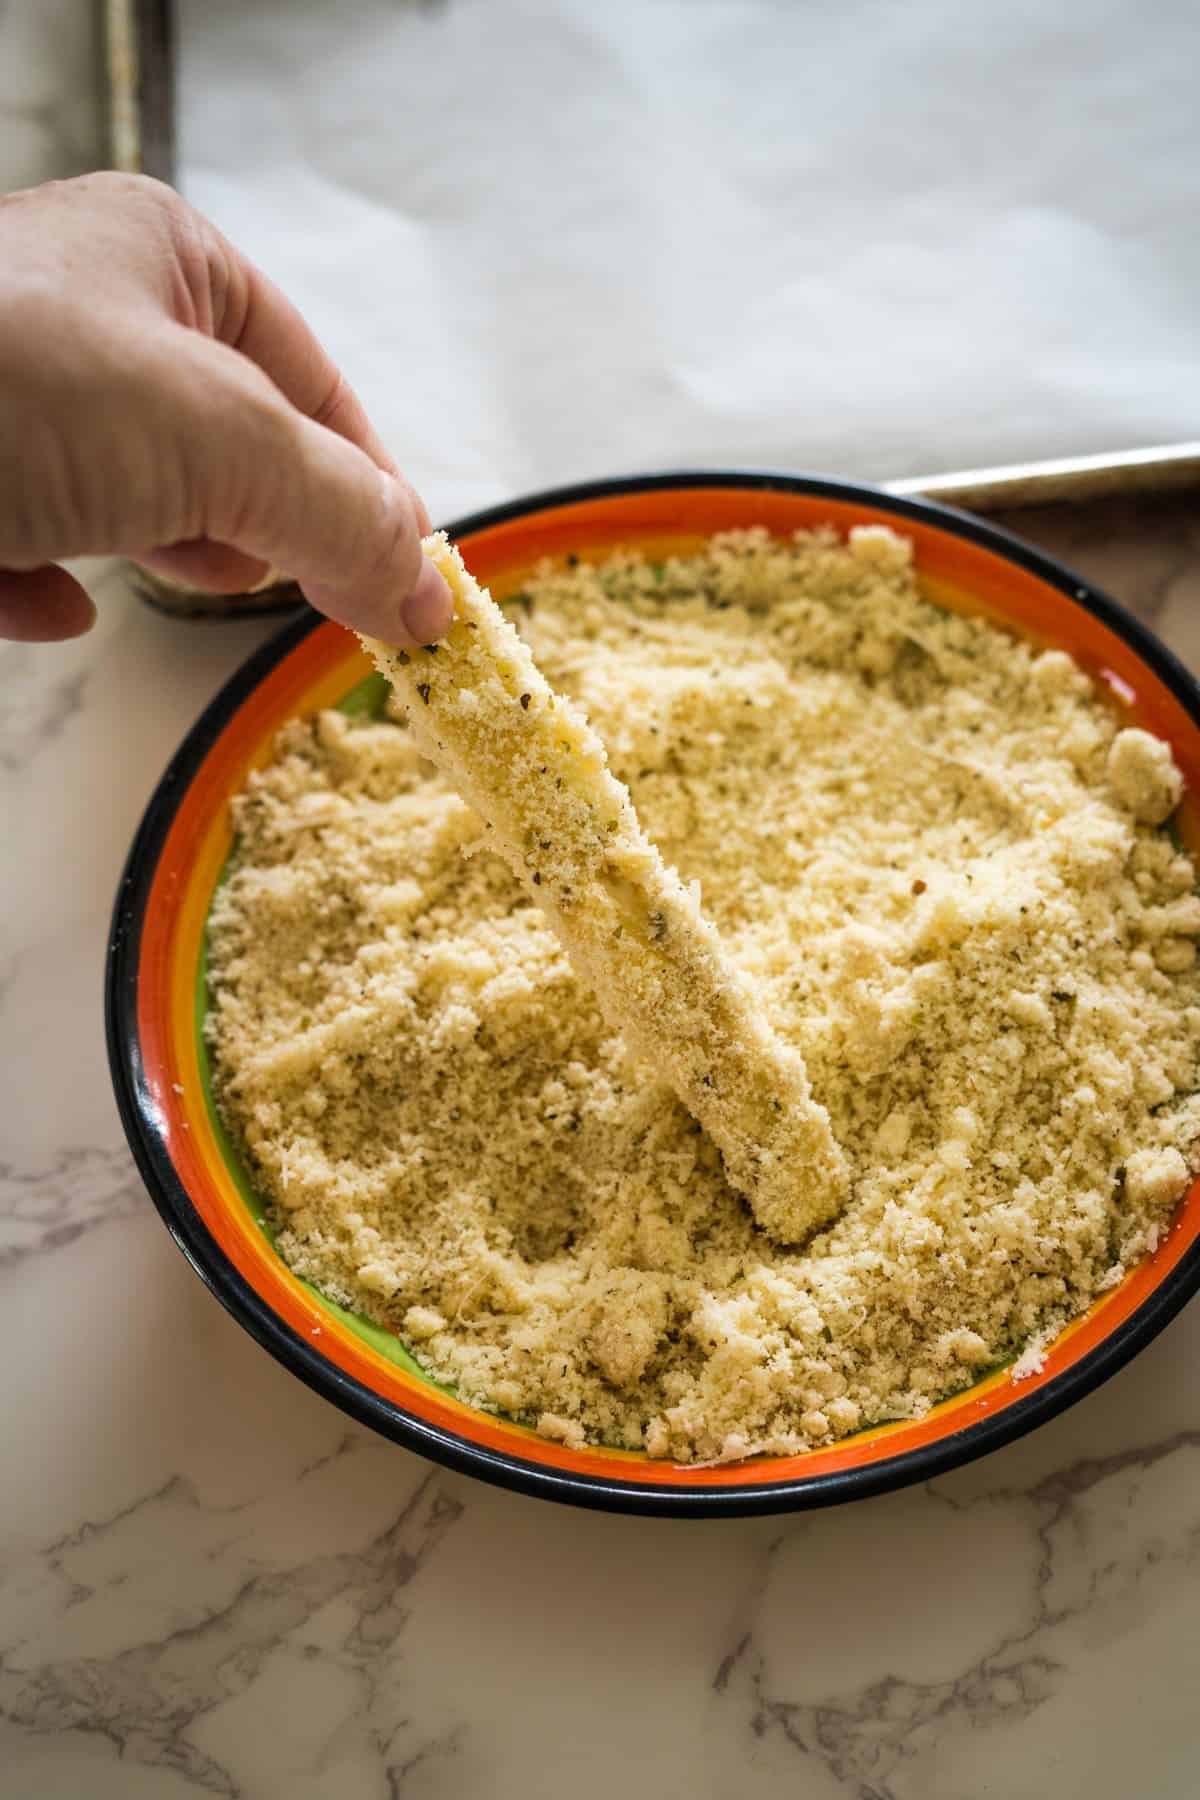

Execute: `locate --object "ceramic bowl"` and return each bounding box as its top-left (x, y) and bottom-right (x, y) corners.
top-left (107, 473), bottom-right (1200, 1515)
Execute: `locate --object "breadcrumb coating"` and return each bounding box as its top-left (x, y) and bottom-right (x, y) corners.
top-left (360, 532), bottom-right (847, 1242)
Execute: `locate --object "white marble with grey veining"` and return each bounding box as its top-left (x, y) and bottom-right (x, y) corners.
top-left (3, 8), bottom-right (1200, 1797)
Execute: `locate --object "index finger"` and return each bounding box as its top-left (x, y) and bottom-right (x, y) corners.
top-left (204, 228), bottom-right (432, 534)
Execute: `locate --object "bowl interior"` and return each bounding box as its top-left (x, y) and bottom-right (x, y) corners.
top-left (116, 478), bottom-right (1200, 1511)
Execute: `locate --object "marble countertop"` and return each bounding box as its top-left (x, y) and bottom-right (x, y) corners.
top-left (4, 8), bottom-right (1200, 1796)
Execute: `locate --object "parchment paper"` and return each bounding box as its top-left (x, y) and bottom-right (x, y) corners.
top-left (180, 0), bottom-right (1199, 523)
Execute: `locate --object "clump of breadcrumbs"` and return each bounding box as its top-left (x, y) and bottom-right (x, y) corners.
top-left (206, 526), bottom-right (1200, 1462)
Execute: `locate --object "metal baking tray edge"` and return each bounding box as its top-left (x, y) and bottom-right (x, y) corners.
top-left (103, 0), bottom-right (175, 184)
top-left (888, 441), bottom-right (1200, 512)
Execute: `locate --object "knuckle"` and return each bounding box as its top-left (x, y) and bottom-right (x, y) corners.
top-left (164, 205), bottom-right (236, 338)
top-left (79, 171), bottom-right (188, 234)
top-left (213, 386), bottom-right (295, 547)
top-left (361, 475), bottom-right (422, 591)
top-left (309, 369), bottom-right (352, 434)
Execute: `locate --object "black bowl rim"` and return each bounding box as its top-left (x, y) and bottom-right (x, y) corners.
top-left (106, 468), bottom-right (1200, 1518)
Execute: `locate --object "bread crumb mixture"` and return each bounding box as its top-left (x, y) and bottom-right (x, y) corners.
top-left (361, 531), bottom-right (847, 1244)
top-left (207, 527), bottom-right (1200, 1462)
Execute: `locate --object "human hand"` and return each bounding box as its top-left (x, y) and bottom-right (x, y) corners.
top-left (0, 172), bottom-right (452, 645)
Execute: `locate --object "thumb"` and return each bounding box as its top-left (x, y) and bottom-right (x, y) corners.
top-left (169, 333), bottom-right (452, 646)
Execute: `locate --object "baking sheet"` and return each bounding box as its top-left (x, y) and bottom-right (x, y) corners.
top-left (104, 0), bottom-right (174, 180)
top-left (174, 0), bottom-right (1200, 525)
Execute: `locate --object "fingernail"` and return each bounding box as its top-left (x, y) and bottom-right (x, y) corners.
top-left (401, 556), bottom-right (453, 644)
